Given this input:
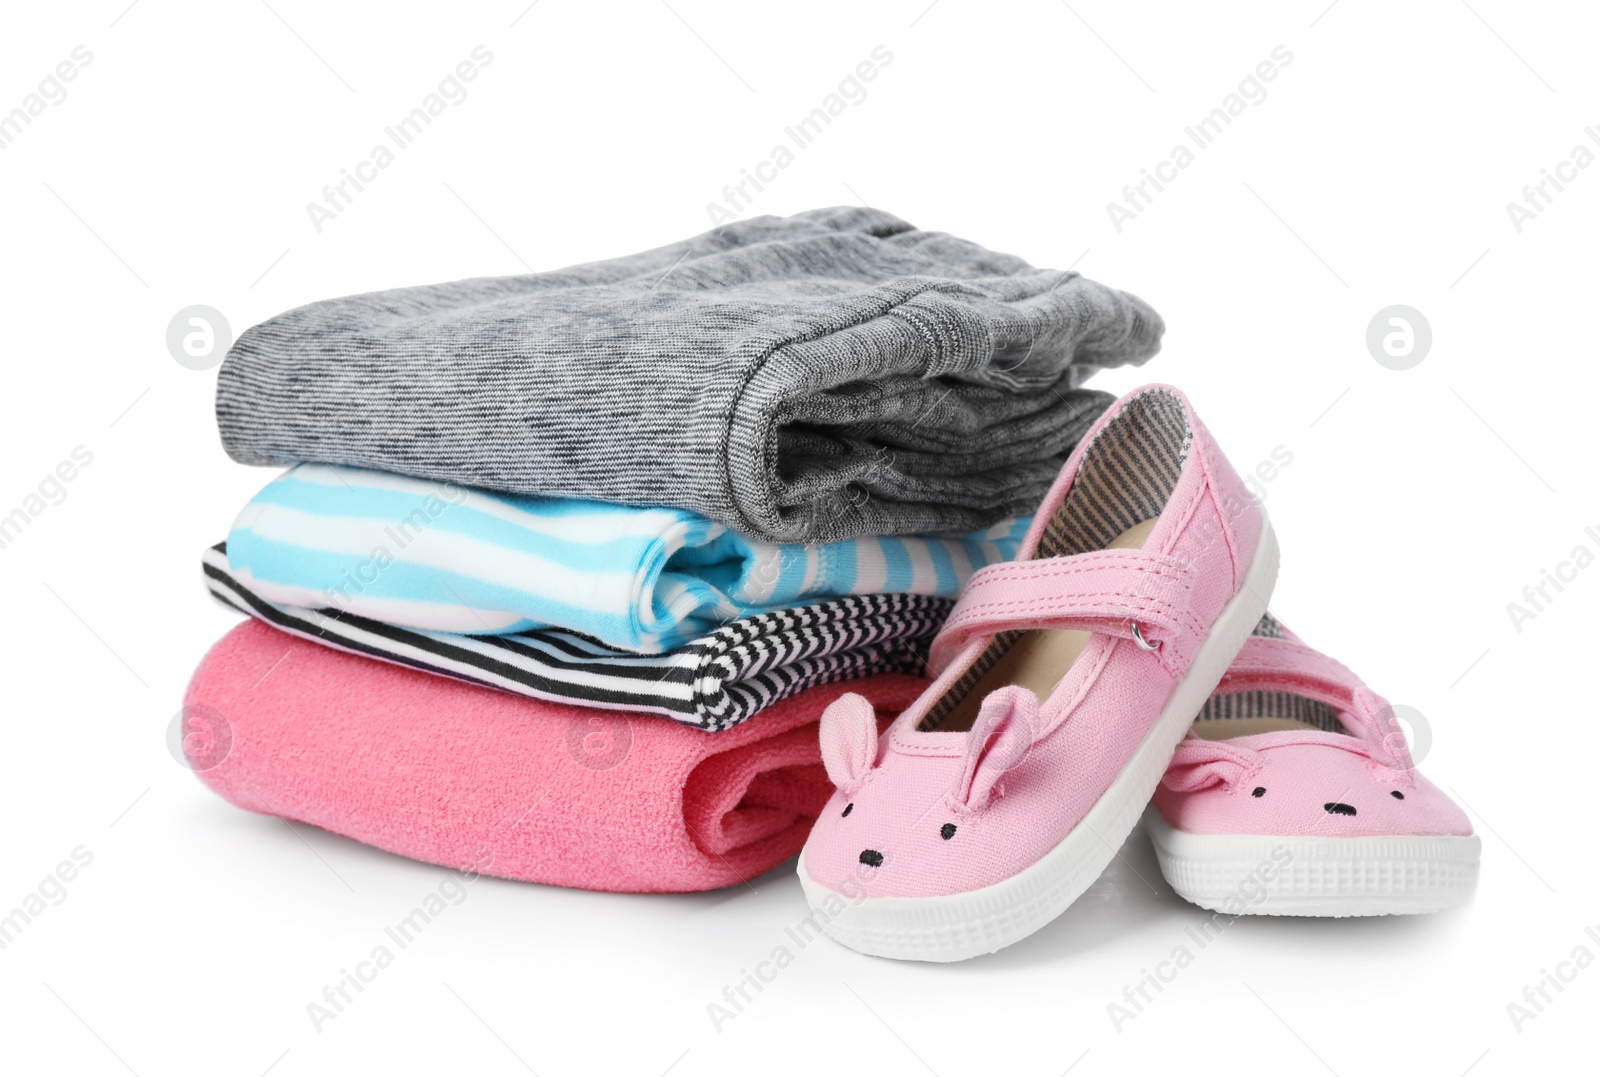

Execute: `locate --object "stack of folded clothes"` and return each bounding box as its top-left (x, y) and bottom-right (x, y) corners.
top-left (184, 206), bottom-right (1164, 892)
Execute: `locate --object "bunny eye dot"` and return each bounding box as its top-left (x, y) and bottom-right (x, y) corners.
top-left (1251, 787), bottom-right (1266, 798)
top-left (940, 823), bottom-right (957, 840)
top-left (841, 803), bottom-right (854, 817)
top-left (1390, 791), bottom-right (1405, 800)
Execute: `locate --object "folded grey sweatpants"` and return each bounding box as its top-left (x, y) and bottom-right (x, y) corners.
top-left (216, 206), bottom-right (1164, 543)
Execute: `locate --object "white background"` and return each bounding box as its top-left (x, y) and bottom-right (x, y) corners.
top-left (1, 1), bottom-right (1594, 1074)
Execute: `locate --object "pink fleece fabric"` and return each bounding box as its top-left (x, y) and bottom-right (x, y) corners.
top-left (185, 620), bottom-right (926, 893)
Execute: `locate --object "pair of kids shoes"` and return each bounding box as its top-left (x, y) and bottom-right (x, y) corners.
top-left (798, 385), bottom-right (1480, 962)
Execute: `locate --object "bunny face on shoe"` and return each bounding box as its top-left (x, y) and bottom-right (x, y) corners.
top-left (1154, 729), bottom-right (1473, 839)
top-left (806, 686), bottom-right (1050, 899)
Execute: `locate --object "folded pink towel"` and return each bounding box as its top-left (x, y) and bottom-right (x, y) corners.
top-left (184, 620), bottom-right (926, 892)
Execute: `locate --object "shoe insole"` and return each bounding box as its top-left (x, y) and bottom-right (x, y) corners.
top-left (931, 518), bottom-right (1160, 733)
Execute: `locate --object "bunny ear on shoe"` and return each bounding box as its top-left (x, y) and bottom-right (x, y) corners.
top-left (820, 693), bottom-right (880, 792)
top-left (955, 686), bottom-right (1040, 811)
top-left (1160, 736), bottom-right (1260, 793)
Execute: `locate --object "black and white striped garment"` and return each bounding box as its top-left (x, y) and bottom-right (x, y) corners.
top-left (202, 544), bottom-right (947, 731)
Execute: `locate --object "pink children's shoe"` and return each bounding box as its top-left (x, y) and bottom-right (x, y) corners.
top-left (797, 385), bottom-right (1279, 961)
top-left (1148, 615), bottom-right (1480, 916)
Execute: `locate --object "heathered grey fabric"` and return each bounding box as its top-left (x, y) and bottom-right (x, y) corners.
top-left (216, 206), bottom-right (1164, 543)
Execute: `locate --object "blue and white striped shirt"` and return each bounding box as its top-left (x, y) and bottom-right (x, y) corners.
top-left (226, 464), bottom-right (1029, 654)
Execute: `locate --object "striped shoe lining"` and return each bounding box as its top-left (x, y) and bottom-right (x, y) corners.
top-left (1191, 690), bottom-right (1345, 733)
top-left (919, 389), bottom-right (1192, 731)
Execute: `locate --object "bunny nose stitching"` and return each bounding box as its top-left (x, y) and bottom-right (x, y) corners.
top-left (859, 849), bottom-right (884, 867)
top-left (1324, 802), bottom-right (1358, 816)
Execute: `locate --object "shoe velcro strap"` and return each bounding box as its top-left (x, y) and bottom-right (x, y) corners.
top-left (928, 548), bottom-right (1205, 675)
top-left (1209, 635), bottom-right (1414, 777)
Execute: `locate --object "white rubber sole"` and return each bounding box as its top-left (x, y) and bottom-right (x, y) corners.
top-left (797, 520), bottom-right (1280, 962)
top-left (1146, 810), bottom-right (1481, 917)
